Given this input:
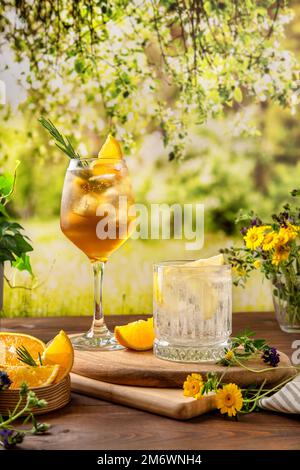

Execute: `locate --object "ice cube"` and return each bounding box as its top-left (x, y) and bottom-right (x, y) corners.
top-left (72, 193), bottom-right (100, 217)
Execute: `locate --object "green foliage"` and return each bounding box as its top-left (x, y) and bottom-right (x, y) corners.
top-left (0, 379), bottom-right (49, 449)
top-left (0, 169), bottom-right (33, 274)
top-left (0, 0), bottom-right (299, 159)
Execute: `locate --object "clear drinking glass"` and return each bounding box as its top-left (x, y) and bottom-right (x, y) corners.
top-left (153, 261), bottom-right (232, 362)
top-left (60, 157), bottom-right (135, 350)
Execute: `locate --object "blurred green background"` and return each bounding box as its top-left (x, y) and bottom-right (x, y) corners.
top-left (1, 3), bottom-right (300, 317)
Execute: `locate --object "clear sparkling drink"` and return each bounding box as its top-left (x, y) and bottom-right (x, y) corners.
top-left (153, 262), bottom-right (232, 362)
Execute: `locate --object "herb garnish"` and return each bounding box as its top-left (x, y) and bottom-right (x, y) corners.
top-left (16, 345), bottom-right (43, 367)
top-left (39, 117), bottom-right (81, 160)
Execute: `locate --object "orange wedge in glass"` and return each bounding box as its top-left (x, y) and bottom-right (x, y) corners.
top-left (92, 134), bottom-right (123, 176)
top-left (114, 317), bottom-right (155, 351)
top-left (0, 332), bottom-right (46, 366)
top-left (97, 133), bottom-right (123, 160)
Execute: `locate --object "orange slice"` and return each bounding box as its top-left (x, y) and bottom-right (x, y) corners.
top-left (114, 318), bottom-right (155, 351)
top-left (1, 364), bottom-right (60, 389)
top-left (0, 332), bottom-right (46, 366)
top-left (97, 134), bottom-right (123, 160)
top-left (42, 330), bottom-right (74, 383)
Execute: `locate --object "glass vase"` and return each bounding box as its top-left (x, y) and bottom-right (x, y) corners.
top-left (272, 274), bottom-right (300, 333)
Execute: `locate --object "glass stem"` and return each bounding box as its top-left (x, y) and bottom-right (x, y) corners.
top-left (90, 260), bottom-right (108, 337)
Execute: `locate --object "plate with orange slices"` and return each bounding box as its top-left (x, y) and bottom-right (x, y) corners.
top-left (0, 330), bottom-right (74, 415)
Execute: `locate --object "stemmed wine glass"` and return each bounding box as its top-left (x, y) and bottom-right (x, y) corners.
top-left (60, 156), bottom-right (135, 350)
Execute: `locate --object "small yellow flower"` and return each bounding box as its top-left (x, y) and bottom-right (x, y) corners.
top-left (183, 373), bottom-right (204, 400)
top-left (272, 245), bottom-right (290, 266)
top-left (215, 383), bottom-right (243, 417)
top-left (286, 224), bottom-right (300, 241)
top-left (253, 260), bottom-right (261, 269)
top-left (244, 227), bottom-right (264, 250)
top-left (225, 350), bottom-right (234, 361)
top-left (262, 231), bottom-right (278, 251)
top-left (275, 227), bottom-right (290, 246)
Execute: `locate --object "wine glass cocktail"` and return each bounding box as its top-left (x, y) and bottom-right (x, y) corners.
top-left (60, 155), bottom-right (135, 350)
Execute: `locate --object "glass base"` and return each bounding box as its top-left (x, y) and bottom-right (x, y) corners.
top-left (279, 324), bottom-right (300, 334)
top-left (70, 329), bottom-right (124, 351)
top-left (154, 338), bottom-right (230, 363)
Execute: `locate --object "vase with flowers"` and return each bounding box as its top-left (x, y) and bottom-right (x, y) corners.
top-left (222, 189), bottom-right (300, 333)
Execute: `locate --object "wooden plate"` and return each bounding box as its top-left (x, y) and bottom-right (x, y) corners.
top-left (0, 375), bottom-right (71, 416)
top-left (72, 349), bottom-right (296, 388)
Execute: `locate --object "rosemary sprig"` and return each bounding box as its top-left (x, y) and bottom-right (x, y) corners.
top-left (16, 346), bottom-right (43, 367)
top-left (39, 117), bottom-right (81, 160)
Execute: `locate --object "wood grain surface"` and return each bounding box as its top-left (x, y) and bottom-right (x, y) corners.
top-left (72, 347), bottom-right (295, 388)
top-left (70, 373), bottom-right (216, 420)
top-left (1, 313), bottom-right (300, 450)
top-left (0, 376), bottom-right (71, 416)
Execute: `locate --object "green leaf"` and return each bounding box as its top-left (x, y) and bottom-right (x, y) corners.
top-left (12, 254), bottom-right (33, 276)
top-left (13, 234), bottom-right (33, 254)
top-left (0, 247), bottom-right (16, 263)
top-left (0, 234), bottom-right (18, 252)
top-left (0, 203), bottom-right (9, 218)
top-left (233, 87), bottom-right (243, 103)
top-left (0, 174), bottom-right (14, 196)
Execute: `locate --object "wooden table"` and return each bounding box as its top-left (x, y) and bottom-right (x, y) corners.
top-left (1, 312), bottom-right (300, 450)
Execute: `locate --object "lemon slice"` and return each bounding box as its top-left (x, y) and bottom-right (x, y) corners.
top-left (97, 134), bottom-right (123, 159)
top-left (186, 254), bottom-right (224, 320)
top-left (42, 330), bottom-right (74, 383)
top-left (115, 318), bottom-right (155, 351)
top-left (187, 254), bottom-right (224, 267)
top-left (1, 364), bottom-right (60, 389)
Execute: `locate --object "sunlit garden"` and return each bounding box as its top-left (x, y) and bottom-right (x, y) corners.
top-left (1, 0), bottom-right (300, 455)
top-left (1, 0), bottom-right (300, 319)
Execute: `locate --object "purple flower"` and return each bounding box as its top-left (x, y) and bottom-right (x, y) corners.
top-left (250, 217), bottom-right (263, 227)
top-left (0, 371), bottom-right (12, 391)
top-left (240, 227), bottom-right (248, 236)
top-left (262, 347), bottom-right (280, 367)
top-left (0, 429), bottom-right (24, 449)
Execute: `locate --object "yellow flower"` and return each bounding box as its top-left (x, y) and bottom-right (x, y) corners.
top-left (272, 245), bottom-right (290, 266)
top-left (257, 225), bottom-right (271, 232)
top-left (215, 383), bottom-right (243, 417)
top-left (225, 350), bottom-right (234, 361)
top-left (262, 231), bottom-right (278, 251)
top-left (286, 224), bottom-right (300, 241)
top-left (183, 373), bottom-right (204, 400)
top-left (243, 227), bottom-right (264, 250)
top-left (253, 260), bottom-right (261, 269)
top-left (275, 227), bottom-right (290, 246)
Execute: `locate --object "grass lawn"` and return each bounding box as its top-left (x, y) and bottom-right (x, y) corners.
top-left (2, 219), bottom-right (273, 317)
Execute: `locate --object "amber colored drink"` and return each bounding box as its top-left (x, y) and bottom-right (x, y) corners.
top-left (61, 159), bottom-right (135, 262)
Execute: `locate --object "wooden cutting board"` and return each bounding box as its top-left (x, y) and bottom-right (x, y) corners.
top-left (70, 373), bottom-right (217, 420)
top-left (72, 349), bottom-right (295, 388)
